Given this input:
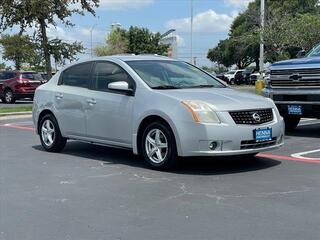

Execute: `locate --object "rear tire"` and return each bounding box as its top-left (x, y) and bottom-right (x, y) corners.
top-left (3, 89), bottom-right (15, 103)
top-left (284, 116), bottom-right (300, 131)
top-left (141, 121), bottom-right (178, 170)
top-left (39, 114), bottom-right (67, 152)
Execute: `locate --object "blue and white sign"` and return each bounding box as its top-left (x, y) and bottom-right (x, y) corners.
top-left (255, 127), bottom-right (272, 142)
top-left (288, 105), bottom-right (302, 115)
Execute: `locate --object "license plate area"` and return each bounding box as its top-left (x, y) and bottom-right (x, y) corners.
top-left (254, 127), bottom-right (272, 142)
top-left (288, 105), bottom-right (302, 115)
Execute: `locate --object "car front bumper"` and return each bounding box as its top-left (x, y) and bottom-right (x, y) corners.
top-left (261, 88), bottom-right (320, 118)
top-left (176, 111), bottom-right (285, 157)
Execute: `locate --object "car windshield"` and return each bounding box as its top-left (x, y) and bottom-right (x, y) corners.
top-left (307, 44), bottom-right (320, 57)
top-left (226, 70), bottom-right (236, 74)
top-left (126, 60), bottom-right (225, 89)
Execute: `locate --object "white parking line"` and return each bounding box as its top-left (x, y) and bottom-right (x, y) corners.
top-left (291, 149), bottom-right (320, 160)
top-left (300, 118), bottom-right (317, 122)
top-left (298, 119), bottom-right (320, 126)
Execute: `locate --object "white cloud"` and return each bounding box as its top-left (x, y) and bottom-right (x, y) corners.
top-left (99, 0), bottom-right (153, 10)
top-left (46, 26), bottom-right (76, 42)
top-left (166, 9), bottom-right (234, 33)
top-left (176, 34), bottom-right (185, 47)
top-left (224, 0), bottom-right (254, 8)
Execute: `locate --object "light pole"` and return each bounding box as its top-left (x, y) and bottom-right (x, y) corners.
top-left (90, 24), bottom-right (97, 58)
top-left (259, 0), bottom-right (265, 76)
top-left (190, 0), bottom-right (194, 64)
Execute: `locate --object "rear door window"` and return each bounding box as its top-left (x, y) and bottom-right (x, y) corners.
top-left (61, 62), bottom-right (93, 88)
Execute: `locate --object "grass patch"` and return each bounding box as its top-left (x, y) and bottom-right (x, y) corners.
top-left (0, 106), bottom-right (32, 113)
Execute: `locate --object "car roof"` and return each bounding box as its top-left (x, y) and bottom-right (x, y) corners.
top-left (91, 54), bottom-right (177, 62)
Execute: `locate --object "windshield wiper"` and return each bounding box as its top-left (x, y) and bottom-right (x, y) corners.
top-left (188, 84), bottom-right (215, 88)
top-left (152, 85), bottom-right (181, 89)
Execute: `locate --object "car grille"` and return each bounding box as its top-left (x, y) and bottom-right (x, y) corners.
top-left (271, 68), bottom-right (320, 75)
top-left (229, 109), bottom-right (273, 125)
top-left (270, 68), bottom-right (320, 87)
top-left (270, 79), bottom-right (320, 87)
top-left (240, 138), bottom-right (277, 150)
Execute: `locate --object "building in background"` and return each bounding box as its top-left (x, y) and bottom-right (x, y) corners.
top-left (111, 23), bottom-right (122, 31)
top-left (160, 29), bottom-right (178, 59)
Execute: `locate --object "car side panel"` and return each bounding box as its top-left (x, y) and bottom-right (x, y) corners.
top-left (132, 88), bottom-right (184, 156)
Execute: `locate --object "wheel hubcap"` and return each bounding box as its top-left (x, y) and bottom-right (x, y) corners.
top-left (5, 91), bottom-right (12, 102)
top-left (41, 119), bottom-right (55, 147)
top-left (145, 129), bottom-right (168, 164)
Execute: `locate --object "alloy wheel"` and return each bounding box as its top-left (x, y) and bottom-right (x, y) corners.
top-left (41, 119), bottom-right (56, 147)
top-left (5, 91), bottom-right (13, 103)
top-left (145, 129), bottom-right (168, 164)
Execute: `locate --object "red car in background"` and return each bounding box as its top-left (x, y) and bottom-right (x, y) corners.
top-left (0, 71), bottom-right (44, 103)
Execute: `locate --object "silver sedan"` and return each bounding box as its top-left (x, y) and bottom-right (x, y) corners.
top-left (33, 55), bottom-right (284, 170)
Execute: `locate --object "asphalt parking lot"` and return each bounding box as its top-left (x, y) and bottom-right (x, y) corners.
top-left (0, 116), bottom-right (319, 240)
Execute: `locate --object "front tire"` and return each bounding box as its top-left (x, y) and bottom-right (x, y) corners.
top-left (39, 114), bottom-right (66, 152)
top-left (284, 116), bottom-right (300, 131)
top-left (141, 121), bottom-right (178, 170)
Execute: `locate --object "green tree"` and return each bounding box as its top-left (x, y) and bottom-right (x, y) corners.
top-left (0, 0), bottom-right (99, 78)
top-left (207, 38), bottom-right (256, 69)
top-left (0, 34), bottom-right (37, 70)
top-left (95, 26), bottom-right (169, 57)
top-left (0, 62), bottom-right (6, 69)
top-left (207, 0), bottom-right (320, 67)
top-left (127, 26), bottom-right (169, 55)
top-left (95, 28), bottom-right (128, 56)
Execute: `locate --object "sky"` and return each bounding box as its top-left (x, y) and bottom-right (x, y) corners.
top-left (0, 0), bottom-right (254, 68)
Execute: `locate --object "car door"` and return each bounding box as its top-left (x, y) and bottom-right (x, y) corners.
top-left (54, 62), bottom-right (94, 137)
top-left (85, 61), bottom-right (135, 146)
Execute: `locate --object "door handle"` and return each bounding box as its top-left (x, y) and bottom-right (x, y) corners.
top-left (86, 98), bottom-right (96, 105)
top-left (55, 93), bottom-right (63, 99)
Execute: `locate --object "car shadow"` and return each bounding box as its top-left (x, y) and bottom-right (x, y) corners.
top-left (32, 141), bottom-right (281, 175)
top-left (286, 122), bottom-right (320, 138)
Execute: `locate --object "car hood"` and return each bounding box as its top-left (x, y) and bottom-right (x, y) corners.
top-left (271, 56), bottom-right (320, 68)
top-left (157, 87), bottom-right (273, 111)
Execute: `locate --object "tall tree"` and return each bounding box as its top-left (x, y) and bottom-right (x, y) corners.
top-left (127, 27), bottom-right (169, 55)
top-left (0, 34), bottom-right (37, 70)
top-left (95, 28), bottom-right (129, 56)
top-left (0, 0), bottom-right (99, 78)
top-left (95, 26), bottom-right (169, 57)
top-left (207, 0), bottom-right (320, 67)
top-left (0, 62), bottom-right (6, 70)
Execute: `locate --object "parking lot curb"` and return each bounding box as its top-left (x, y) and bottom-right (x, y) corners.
top-left (0, 112), bottom-right (32, 120)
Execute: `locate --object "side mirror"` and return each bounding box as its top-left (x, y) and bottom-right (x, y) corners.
top-left (297, 50), bottom-right (306, 58)
top-left (108, 81), bottom-right (134, 95)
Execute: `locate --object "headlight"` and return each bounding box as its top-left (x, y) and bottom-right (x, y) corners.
top-left (181, 100), bottom-right (221, 124)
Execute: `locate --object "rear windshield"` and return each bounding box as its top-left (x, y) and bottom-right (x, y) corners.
top-left (21, 73), bottom-right (43, 80)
